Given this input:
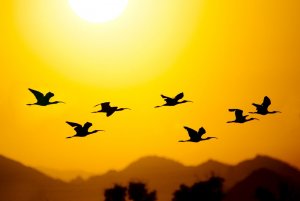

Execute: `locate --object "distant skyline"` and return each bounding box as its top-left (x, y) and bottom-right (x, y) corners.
top-left (1, 0), bottom-right (300, 173)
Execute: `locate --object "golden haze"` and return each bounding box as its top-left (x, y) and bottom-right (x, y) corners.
top-left (0, 0), bottom-right (300, 173)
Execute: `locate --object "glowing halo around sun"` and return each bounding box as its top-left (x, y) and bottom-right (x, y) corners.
top-left (69, 0), bottom-right (128, 23)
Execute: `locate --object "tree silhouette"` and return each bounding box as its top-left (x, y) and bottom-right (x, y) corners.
top-left (255, 183), bottom-right (298, 201)
top-left (172, 184), bottom-right (192, 201)
top-left (172, 176), bottom-right (224, 201)
top-left (255, 187), bottom-right (276, 201)
top-left (128, 182), bottom-right (157, 201)
top-left (278, 182), bottom-right (298, 201)
top-left (104, 184), bottom-right (127, 201)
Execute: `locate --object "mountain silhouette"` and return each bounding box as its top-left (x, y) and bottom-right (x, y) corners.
top-left (36, 166), bottom-right (94, 182)
top-left (0, 154), bottom-right (299, 201)
top-left (0, 155), bottom-right (66, 201)
top-left (82, 155), bottom-right (300, 201)
top-left (224, 155), bottom-right (300, 189)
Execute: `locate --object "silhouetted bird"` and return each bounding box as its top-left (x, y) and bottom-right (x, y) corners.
top-left (179, 126), bottom-right (217, 142)
top-left (155, 92), bottom-right (192, 108)
top-left (250, 96), bottom-right (281, 115)
top-left (27, 88), bottom-right (64, 106)
top-left (227, 109), bottom-right (258, 123)
top-left (66, 121), bottom-right (103, 138)
top-left (92, 102), bottom-right (130, 117)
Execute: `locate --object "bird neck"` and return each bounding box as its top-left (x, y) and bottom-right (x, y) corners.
top-left (49, 101), bottom-right (63, 104)
top-left (88, 130), bottom-right (98, 134)
top-left (178, 140), bottom-right (191, 142)
top-left (246, 118), bottom-right (258, 121)
top-left (116, 108), bottom-right (128, 111)
top-left (202, 137), bottom-right (216, 141)
top-left (268, 110), bottom-right (280, 114)
top-left (179, 100), bottom-right (191, 104)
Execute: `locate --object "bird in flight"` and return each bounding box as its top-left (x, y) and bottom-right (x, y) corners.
top-left (179, 126), bottom-right (217, 142)
top-left (250, 96), bottom-right (281, 115)
top-left (92, 102), bottom-right (130, 117)
top-left (155, 92), bottom-right (192, 108)
top-left (66, 121), bottom-right (103, 138)
top-left (27, 88), bottom-right (64, 106)
top-left (227, 109), bottom-right (258, 123)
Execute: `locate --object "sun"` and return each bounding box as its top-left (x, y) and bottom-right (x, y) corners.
top-left (69, 0), bottom-right (128, 23)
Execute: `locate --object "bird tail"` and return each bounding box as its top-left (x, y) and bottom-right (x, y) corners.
top-left (154, 105), bottom-right (161, 108)
top-left (178, 140), bottom-right (188, 142)
top-left (66, 136), bottom-right (73, 139)
top-left (91, 111), bottom-right (99, 113)
top-left (26, 103), bottom-right (34, 106)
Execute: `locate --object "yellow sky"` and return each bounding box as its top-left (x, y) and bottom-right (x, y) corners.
top-left (1, 0), bottom-right (300, 173)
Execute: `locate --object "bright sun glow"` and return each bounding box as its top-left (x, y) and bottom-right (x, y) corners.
top-left (69, 0), bottom-right (128, 23)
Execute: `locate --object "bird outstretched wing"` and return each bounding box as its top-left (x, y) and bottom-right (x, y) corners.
top-left (184, 126), bottom-right (198, 139)
top-left (66, 121), bottom-right (82, 128)
top-left (28, 88), bottom-right (45, 100)
top-left (252, 103), bottom-right (261, 109)
top-left (83, 122), bottom-right (93, 130)
top-left (229, 109), bottom-right (243, 119)
top-left (198, 127), bottom-right (206, 138)
top-left (235, 109), bottom-right (244, 119)
top-left (174, 92), bottom-right (184, 101)
top-left (106, 107), bottom-right (117, 117)
top-left (161, 94), bottom-right (171, 100)
top-left (262, 96), bottom-right (271, 109)
top-left (101, 102), bottom-right (111, 110)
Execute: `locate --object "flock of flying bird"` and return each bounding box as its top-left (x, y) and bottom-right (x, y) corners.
top-left (26, 88), bottom-right (280, 142)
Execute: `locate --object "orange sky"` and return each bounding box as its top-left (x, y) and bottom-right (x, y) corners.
top-left (1, 0), bottom-right (300, 173)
